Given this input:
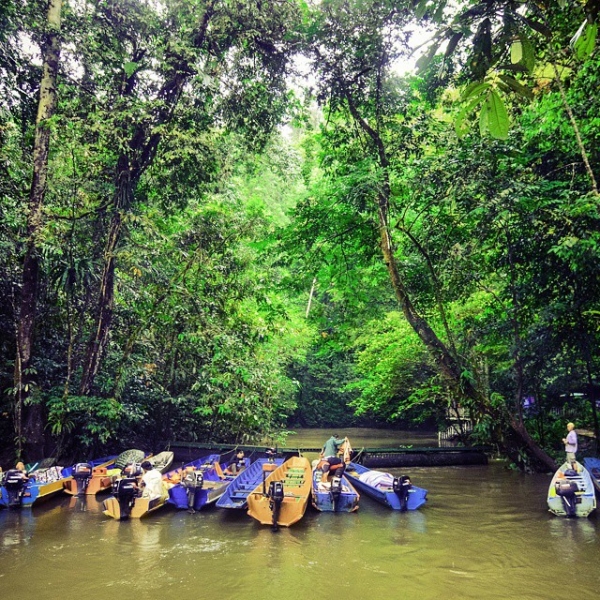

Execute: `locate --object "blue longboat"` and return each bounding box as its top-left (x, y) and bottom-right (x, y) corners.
top-left (344, 461), bottom-right (427, 511)
top-left (216, 457), bottom-right (285, 510)
top-left (311, 467), bottom-right (360, 513)
top-left (583, 457), bottom-right (600, 496)
top-left (167, 453), bottom-right (241, 512)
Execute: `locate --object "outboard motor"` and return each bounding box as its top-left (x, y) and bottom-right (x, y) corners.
top-left (112, 477), bottom-right (138, 520)
top-left (122, 462), bottom-right (142, 478)
top-left (2, 470), bottom-right (29, 508)
top-left (182, 470), bottom-right (204, 513)
top-left (72, 462), bottom-right (93, 496)
top-left (330, 475), bottom-right (343, 511)
top-left (393, 475), bottom-right (412, 512)
top-left (268, 480), bottom-right (285, 531)
top-left (556, 479), bottom-right (579, 518)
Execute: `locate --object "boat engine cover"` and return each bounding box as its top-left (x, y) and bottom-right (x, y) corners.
top-left (556, 481), bottom-right (579, 496)
top-left (183, 471), bottom-right (204, 490)
top-left (73, 463), bottom-right (93, 480)
top-left (269, 480), bottom-right (285, 503)
top-left (113, 477), bottom-right (138, 498)
top-left (122, 463), bottom-right (142, 478)
top-left (2, 469), bottom-right (28, 507)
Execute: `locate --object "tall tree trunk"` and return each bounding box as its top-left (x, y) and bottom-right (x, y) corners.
top-left (79, 156), bottom-right (130, 395)
top-left (77, 11), bottom-right (211, 393)
top-left (344, 90), bottom-right (557, 472)
top-left (14, 0), bottom-right (62, 460)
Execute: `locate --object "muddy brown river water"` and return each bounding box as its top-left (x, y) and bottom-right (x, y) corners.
top-left (1, 429), bottom-right (599, 599)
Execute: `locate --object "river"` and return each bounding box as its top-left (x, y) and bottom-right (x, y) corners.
top-left (1, 429), bottom-right (599, 599)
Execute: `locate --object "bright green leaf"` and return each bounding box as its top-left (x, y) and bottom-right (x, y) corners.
top-left (510, 40), bottom-right (522, 64)
top-left (484, 90), bottom-right (509, 139)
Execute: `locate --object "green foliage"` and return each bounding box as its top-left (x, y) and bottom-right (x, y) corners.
top-left (349, 312), bottom-right (440, 424)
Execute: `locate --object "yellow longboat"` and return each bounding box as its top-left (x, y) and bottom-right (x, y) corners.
top-left (102, 488), bottom-right (170, 519)
top-left (102, 451), bottom-right (176, 519)
top-left (247, 456), bottom-right (312, 528)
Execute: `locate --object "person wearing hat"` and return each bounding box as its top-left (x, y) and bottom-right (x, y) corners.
top-left (139, 460), bottom-right (163, 500)
top-left (562, 423), bottom-right (578, 465)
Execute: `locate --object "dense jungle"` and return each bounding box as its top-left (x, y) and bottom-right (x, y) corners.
top-left (1, 0), bottom-right (599, 472)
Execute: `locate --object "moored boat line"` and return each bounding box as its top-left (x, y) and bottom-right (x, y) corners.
top-left (1, 455), bottom-right (120, 508)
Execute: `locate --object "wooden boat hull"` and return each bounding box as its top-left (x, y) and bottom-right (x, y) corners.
top-left (344, 462), bottom-right (427, 511)
top-left (247, 456), bottom-right (312, 527)
top-left (63, 456), bottom-right (120, 496)
top-left (102, 493), bottom-right (168, 519)
top-left (216, 458), bottom-right (285, 509)
top-left (311, 469), bottom-right (360, 513)
top-left (547, 461), bottom-right (596, 517)
top-left (149, 451), bottom-right (175, 474)
top-left (582, 457), bottom-right (600, 495)
top-left (101, 451), bottom-right (179, 519)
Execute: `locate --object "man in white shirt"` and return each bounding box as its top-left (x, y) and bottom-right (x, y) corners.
top-left (140, 460), bottom-right (163, 501)
top-left (562, 422), bottom-right (578, 464)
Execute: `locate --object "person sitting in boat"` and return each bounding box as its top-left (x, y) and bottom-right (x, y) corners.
top-left (562, 422), bottom-right (578, 465)
top-left (15, 462), bottom-right (29, 478)
top-left (318, 434), bottom-right (349, 483)
top-left (318, 455), bottom-right (346, 483)
top-left (224, 451), bottom-right (246, 475)
top-left (139, 460), bottom-right (163, 501)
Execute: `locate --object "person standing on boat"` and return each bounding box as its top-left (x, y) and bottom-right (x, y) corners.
top-left (321, 434), bottom-right (344, 460)
top-left (139, 460), bottom-right (163, 500)
top-left (562, 423), bottom-right (578, 465)
top-left (319, 435), bottom-right (346, 483)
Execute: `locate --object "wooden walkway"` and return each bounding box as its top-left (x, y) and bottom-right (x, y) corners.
top-left (164, 441), bottom-right (489, 468)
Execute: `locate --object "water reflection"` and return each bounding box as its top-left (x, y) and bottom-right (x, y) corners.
top-left (0, 509), bottom-right (35, 548)
top-left (66, 495), bottom-right (105, 513)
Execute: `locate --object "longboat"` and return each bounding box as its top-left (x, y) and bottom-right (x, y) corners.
top-left (246, 456), bottom-right (312, 529)
top-left (216, 457), bottom-right (285, 510)
top-left (311, 466), bottom-right (360, 513)
top-left (101, 451), bottom-right (175, 520)
top-left (344, 462), bottom-right (427, 511)
top-left (582, 457), bottom-right (600, 496)
top-left (547, 461), bottom-right (596, 517)
top-left (1, 456), bottom-right (115, 509)
top-left (167, 453), bottom-right (240, 512)
top-left (63, 449), bottom-right (145, 497)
